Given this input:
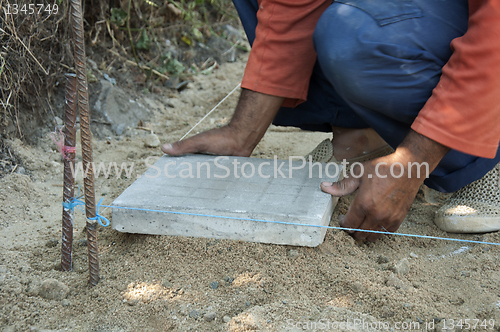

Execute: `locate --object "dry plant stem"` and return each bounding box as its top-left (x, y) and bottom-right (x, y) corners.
top-left (14, 34), bottom-right (49, 76)
top-left (107, 50), bottom-right (169, 80)
top-left (70, 0), bottom-right (99, 286)
top-left (127, 0), bottom-right (141, 72)
top-left (61, 74), bottom-right (77, 272)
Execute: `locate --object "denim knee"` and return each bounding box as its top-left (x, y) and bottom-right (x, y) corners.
top-left (312, 2), bottom-right (456, 125)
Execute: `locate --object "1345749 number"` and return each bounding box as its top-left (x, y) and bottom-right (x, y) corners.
top-left (441, 319), bottom-right (495, 330)
top-left (4, 3), bottom-right (59, 16)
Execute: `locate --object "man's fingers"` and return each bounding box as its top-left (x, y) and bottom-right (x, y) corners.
top-left (338, 215), bottom-right (355, 233)
top-left (338, 197), bottom-right (366, 233)
top-left (354, 222), bottom-right (394, 242)
top-left (320, 177), bottom-right (360, 197)
top-left (162, 135), bottom-right (207, 156)
top-left (351, 218), bottom-right (381, 241)
top-left (365, 232), bottom-right (381, 242)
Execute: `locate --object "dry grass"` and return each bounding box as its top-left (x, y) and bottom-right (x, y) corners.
top-left (0, 0), bottom-right (238, 141)
top-left (0, 0), bottom-right (72, 138)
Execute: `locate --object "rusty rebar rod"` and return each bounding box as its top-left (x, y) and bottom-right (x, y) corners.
top-left (70, 0), bottom-right (99, 286)
top-left (61, 74), bottom-right (77, 272)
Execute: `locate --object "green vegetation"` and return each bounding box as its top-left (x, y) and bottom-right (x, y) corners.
top-left (105, 0), bottom-right (239, 78)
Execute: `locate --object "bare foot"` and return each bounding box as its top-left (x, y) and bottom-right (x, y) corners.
top-left (331, 127), bottom-right (389, 160)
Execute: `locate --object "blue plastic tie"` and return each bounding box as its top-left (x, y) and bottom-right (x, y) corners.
top-left (88, 198), bottom-right (110, 227)
top-left (62, 197), bottom-right (85, 212)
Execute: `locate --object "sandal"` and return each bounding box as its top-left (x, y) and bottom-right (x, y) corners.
top-left (434, 163), bottom-right (500, 233)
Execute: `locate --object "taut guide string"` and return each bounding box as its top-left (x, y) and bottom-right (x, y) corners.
top-left (61, 83), bottom-right (500, 247)
top-left (179, 83), bottom-right (241, 141)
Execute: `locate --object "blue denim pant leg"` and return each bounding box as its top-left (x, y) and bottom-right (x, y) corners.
top-left (233, 0), bottom-right (368, 131)
top-left (232, 0), bottom-right (500, 192)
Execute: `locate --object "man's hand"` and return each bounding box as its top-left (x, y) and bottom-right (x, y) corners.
top-left (321, 130), bottom-right (450, 241)
top-left (162, 89), bottom-right (285, 157)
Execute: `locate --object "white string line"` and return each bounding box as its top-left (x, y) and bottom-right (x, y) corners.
top-left (180, 83), bottom-right (241, 141)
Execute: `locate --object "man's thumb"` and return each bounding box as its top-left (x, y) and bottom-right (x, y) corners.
top-left (320, 177), bottom-right (360, 197)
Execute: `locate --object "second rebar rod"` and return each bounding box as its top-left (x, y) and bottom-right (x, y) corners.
top-left (70, 0), bottom-right (99, 286)
top-left (61, 74), bottom-right (78, 272)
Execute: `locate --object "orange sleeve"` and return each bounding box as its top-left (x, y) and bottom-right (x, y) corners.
top-left (241, 0), bottom-right (331, 108)
top-left (411, 0), bottom-right (500, 159)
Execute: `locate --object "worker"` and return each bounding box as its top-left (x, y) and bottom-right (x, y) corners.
top-left (162, 0), bottom-right (500, 240)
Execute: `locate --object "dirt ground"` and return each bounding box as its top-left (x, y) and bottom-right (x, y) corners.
top-left (1, 53), bottom-right (500, 332)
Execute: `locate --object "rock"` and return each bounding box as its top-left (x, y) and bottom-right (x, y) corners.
top-left (54, 116), bottom-right (63, 126)
top-left (14, 166), bottom-right (26, 175)
top-left (224, 276), bottom-right (234, 284)
top-left (45, 239), bottom-right (59, 248)
top-left (115, 123), bottom-right (126, 136)
top-left (87, 59), bottom-right (98, 71)
top-left (377, 256), bottom-right (389, 264)
top-left (409, 252), bottom-right (418, 259)
top-left (351, 281), bottom-right (366, 293)
top-left (94, 80), bottom-right (151, 136)
top-left (39, 279), bottom-right (69, 300)
top-left (223, 316), bottom-right (231, 323)
top-left (144, 134), bottom-right (160, 148)
top-left (189, 309), bottom-right (200, 319)
top-left (0, 265), bottom-right (7, 273)
top-left (386, 274), bottom-right (405, 290)
top-left (209, 281), bottom-right (219, 290)
top-left (78, 239), bottom-right (87, 247)
top-left (103, 73), bottom-right (116, 85)
top-left (392, 258), bottom-right (410, 275)
top-left (61, 299), bottom-right (71, 307)
top-left (127, 299), bottom-right (139, 306)
top-left (25, 279), bottom-right (41, 296)
top-left (380, 305), bottom-right (394, 318)
top-left (288, 249), bottom-right (299, 259)
top-left (204, 312), bottom-right (216, 322)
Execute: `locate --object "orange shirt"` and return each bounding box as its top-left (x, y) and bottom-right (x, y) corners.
top-left (241, 0), bottom-right (331, 107)
top-left (241, 0), bottom-right (500, 159)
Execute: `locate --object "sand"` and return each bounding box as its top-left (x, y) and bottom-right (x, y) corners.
top-left (1, 54), bottom-right (499, 332)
